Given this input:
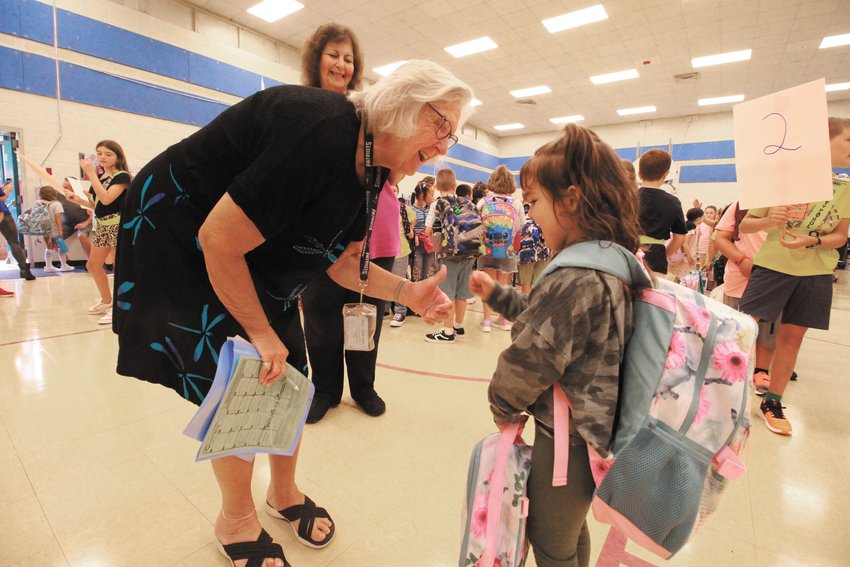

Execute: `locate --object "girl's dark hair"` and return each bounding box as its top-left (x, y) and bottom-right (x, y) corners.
top-left (472, 181), bottom-right (487, 204)
top-left (96, 140), bottom-right (130, 175)
top-left (301, 23), bottom-right (363, 91)
top-left (685, 207), bottom-right (704, 231)
top-left (38, 185), bottom-right (60, 201)
top-left (413, 180), bottom-right (430, 202)
top-left (522, 124), bottom-right (641, 252)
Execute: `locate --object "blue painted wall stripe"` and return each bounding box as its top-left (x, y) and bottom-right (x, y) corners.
top-left (0, 0), bottom-right (284, 99)
top-left (680, 164), bottom-right (737, 183)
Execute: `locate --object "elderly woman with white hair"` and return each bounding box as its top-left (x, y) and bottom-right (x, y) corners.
top-left (113, 60), bottom-right (472, 566)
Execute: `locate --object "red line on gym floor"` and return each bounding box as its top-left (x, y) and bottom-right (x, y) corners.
top-left (376, 362), bottom-right (490, 383)
top-left (0, 328), bottom-right (111, 347)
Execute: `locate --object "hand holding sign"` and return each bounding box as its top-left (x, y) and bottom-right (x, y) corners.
top-left (733, 79), bottom-right (832, 209)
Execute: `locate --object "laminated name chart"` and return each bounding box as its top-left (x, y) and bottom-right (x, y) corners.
top-left (184, 336), bottom-right (314, 462)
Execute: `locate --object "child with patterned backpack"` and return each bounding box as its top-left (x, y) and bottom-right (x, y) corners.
top-left (516, 202), bottom-right (550, 293)
top-left (476, 165), bottom-right (525, 332)
top-left (470, 124), bottom-right (639, 566)
top-left (425, 184), bottom-right (481, 343)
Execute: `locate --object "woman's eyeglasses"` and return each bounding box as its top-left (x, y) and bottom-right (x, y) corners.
top-left (427, 103), bottom-right (459, 149)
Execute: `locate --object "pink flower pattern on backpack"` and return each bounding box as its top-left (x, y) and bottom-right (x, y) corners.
top-left (681, 301), bottom-right (711, 337)
top-left (471, 493), bottom-right (488, 538)
top-left (712, 340), bottom-right (748, 383)
top-left (665, 331), bottom-right (686, 369)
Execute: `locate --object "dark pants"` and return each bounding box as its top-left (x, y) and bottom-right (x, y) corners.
top-left (301, 256), bottom-right (395, 404)
top-left (528, 425), bottom-right (595, 567)
top-left (643, 244), bottom-right (667, 274)
top-left (0, 215), bottom-right (29, 270)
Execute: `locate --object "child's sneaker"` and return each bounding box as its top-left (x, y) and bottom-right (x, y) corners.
top-left (758, 398), bottom-right (792, 435)
top-left (59, 264), bottom-right (75, 272)
top-left (44, 264), bottom-right (59, 272)
top-left (0, 288), bottom-right (14, 298)
top-left (453, 326), bottom-right (465, 336)
top-left (466, 297), bottom-right (476, 304)
top-left (88, 300), bottom-right (112, 314)
top-left (390, 313), bottom-right (405, 327)
top-left (480, 320), bottom-right (491, 333)
top-left (98, 308), bottom-right (113, 326)
top-left (425, 330), bottom-right (455, 343)
top-left (496, 317), bottom-right (512, 331)
top-left (752, 371), bottom-right (770, 396)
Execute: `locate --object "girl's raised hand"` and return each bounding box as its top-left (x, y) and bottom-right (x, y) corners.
top-left (469, 270), bottom-right (495, 301)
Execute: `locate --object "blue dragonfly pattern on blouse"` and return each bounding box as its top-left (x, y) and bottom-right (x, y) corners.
top-left (115, 280), bottom-right (135, 311)
top-left (168, 304), bottom-right (228, 365)
top-left (293, 231), bottom-right (344, 263)
top-left (122, 174), bottom-right (166, 245)
top-left (266, 283), bottom-right (307, 312)
top-left (169, 163), bottom-right (189, 204)
top-left (150, 336), bottom-right (212, 402)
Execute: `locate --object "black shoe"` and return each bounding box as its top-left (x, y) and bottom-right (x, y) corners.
top-left (790, 370), bottom-right (798, 381)
top-left (425, 330), bottom-right (455, 343)
top-left (20, 268), bottom-right (35, 281)
top-left (306, 397), bottom-right (336, 424)
top-left (453, 326), bottom-right (465, 336)
top-left (353, 390), bottom-right (386, 417)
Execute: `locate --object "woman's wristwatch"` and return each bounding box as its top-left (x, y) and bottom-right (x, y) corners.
top-left (806, 235), bottom-right (822, 249)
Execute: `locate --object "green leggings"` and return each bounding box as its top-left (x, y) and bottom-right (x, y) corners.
top-left (527, 425), bottom-right (596, 567)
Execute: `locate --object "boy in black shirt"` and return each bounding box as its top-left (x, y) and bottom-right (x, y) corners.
top-left (637, 149), bottom-right (687, 273)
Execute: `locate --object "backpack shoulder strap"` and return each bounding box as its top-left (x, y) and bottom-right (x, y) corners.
top-left (538, 240), bottom-right (652, 288)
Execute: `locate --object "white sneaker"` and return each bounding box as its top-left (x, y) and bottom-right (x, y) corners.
top-left (480, 320), bottom-right (491, 333)
top-left (44, 265), bottom-right (59, 272)
top-left (98, 308), bottom-right (113, 325)
top-left (466, 298), bottom-right (476, 304)
top-left (497, 317), bottom-right (512, 331)
top-left (88, 300), bottom-right (112, 314)
top-left (59, 265), bottom-right (75, 272)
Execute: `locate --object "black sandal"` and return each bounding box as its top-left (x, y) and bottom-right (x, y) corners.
top-left (217, 529), bottom-right (290, 567)
top-left (265, 496), bottom-right (335, 549)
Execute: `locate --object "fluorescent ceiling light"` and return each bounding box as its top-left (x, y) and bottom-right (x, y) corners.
top-left (247, 0), bottom-right (303, 23)
top-left (698, 94), bottom-right (745, 106)
top-left (692, 49), bottom-right (752, 68)
top-left (469, 99), bottom-right (483, 107)
top-left (550, 115), bottom-right (585, 124)
top-left (590, 69), bottom-right (639, 85)
top-left (373, 60), bottom-right (407, 77)
top-left (543, 4), bottom-right (608, 34)
top-left (494, 123), bottom-right (525, 131)
top-left (617, 105), bottom-right (656, 116)
top-left (445, 36), bottom-right (498, 58)
top-left (826, 82), bottom-right (850, 92)
top-left (509, 85), bottom-right (551, 98)
top-left (820, 33), bottom-right (850, 49)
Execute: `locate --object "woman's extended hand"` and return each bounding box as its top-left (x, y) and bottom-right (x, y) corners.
top-left (469, 270), bottom-right (496, 301)
top-left (779, 232), bottom-right (817, 250)
top-left (402, 264), bottom-right (451, 324)
top-left (249, 328), bottom-right (289, 386)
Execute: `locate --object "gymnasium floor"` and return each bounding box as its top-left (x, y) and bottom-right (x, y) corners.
top-left (1, 269), bottom-right (848, 566)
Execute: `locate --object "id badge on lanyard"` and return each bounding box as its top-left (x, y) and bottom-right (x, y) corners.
top-left (343, 120), bottom-right (390, 352)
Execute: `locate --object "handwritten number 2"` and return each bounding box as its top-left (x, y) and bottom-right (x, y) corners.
top-left (762, 112), bottom-right (802, 155)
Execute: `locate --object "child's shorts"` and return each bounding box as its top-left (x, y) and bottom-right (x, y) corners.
top-left (738, 266), bottom-right (833, 330)
top-left (517, 260), bottom-right (550, 286)
top-left (723, 294), bottom-right (777, 350)
top-left (477, 255), bottom-right (518, 273)
top-left (437, 257), bottom-right (474, 300)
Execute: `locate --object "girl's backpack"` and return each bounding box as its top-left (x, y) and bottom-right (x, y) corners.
top-left (17, 203), bottom-right (52, 235)
top-left (480, 195), bottom-right (519, 259)
top-left (540, 241), bottom-right (754, 559)
top-left (518, 213), bottom-right (548, 265)
top-left (459, 421), bottom-right (531, 567)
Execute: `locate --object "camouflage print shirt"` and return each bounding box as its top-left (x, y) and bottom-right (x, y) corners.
top-left (487, 267), bottom-right (633, 456)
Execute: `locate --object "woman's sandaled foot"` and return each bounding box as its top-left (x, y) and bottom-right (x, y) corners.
top-left (216, 512), bottom-right (289, 567)
top-left (265, 495), bottom-right (335, 549)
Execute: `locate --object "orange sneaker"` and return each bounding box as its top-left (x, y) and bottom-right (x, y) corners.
top-left (759, 398), bottom-right (792, 436)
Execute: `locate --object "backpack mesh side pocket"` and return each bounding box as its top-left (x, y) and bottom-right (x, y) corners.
top-left (594, 419), bottom-right (712, 555)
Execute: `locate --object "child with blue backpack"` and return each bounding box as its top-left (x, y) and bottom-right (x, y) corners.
top-left (517, 202), bottom-right (550, 293)
top-left (470, 124), bottom-right (640, 567)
